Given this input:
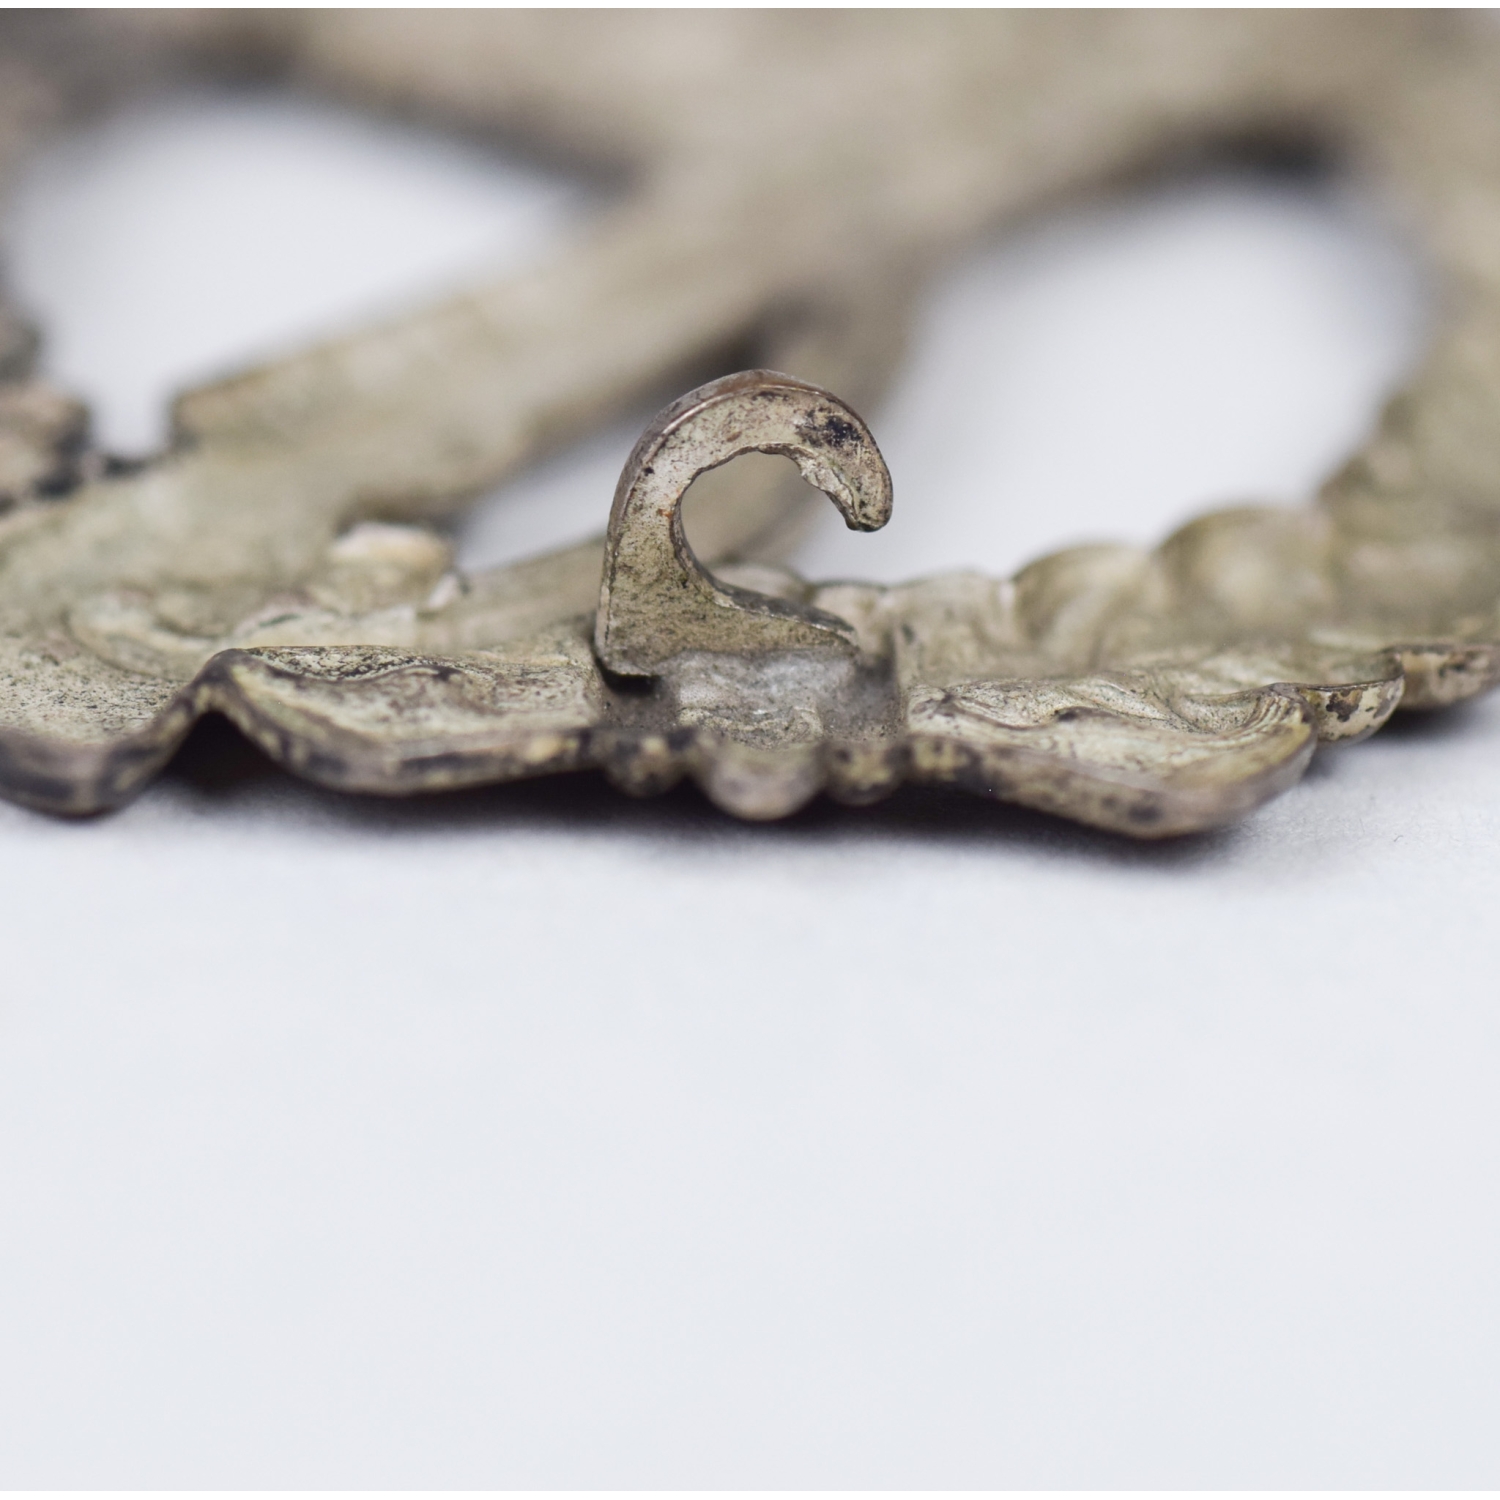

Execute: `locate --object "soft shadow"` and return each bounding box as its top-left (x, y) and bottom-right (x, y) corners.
top-left (162, 712), bottom-right (1240, 871)
top-left (1296, 699), bottom-right (1499, 790)
top-left (1369, 699), bottom-right (1494, 744)
top-left (1290, 699), bottom-right (1498, 791)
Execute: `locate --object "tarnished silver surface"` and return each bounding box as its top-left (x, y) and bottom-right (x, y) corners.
top-left (2, 12), bottom-right (1500, 834)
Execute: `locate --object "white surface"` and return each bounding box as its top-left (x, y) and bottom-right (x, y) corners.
top-left (3, 89), bottom-right (589, 455)
top-left (797, 175), bottom-right (1428, 582)
top-left (1, 91), bottom-right (1497, 1488)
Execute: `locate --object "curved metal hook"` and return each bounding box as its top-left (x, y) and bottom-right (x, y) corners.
top-left (594, 370), bottom-right (893, 677)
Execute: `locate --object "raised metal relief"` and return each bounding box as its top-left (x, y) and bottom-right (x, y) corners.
top-left (3, 368), bottom-right (1494, 837)
top-left (2, 13), bottom-right (1500, 835)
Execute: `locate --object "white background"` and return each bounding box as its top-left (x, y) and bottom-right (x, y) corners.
top-left (0, 89), bottom-right (1495, 1487)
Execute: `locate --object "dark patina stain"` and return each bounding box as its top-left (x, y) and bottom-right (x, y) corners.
top-left (818, 413), bottom-right (861, 449)
top-left (1324, 687), bottom-right (1363, 722)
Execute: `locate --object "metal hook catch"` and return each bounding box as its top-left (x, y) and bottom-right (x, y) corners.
top-left (594, 371), bottom-right (892, 677)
